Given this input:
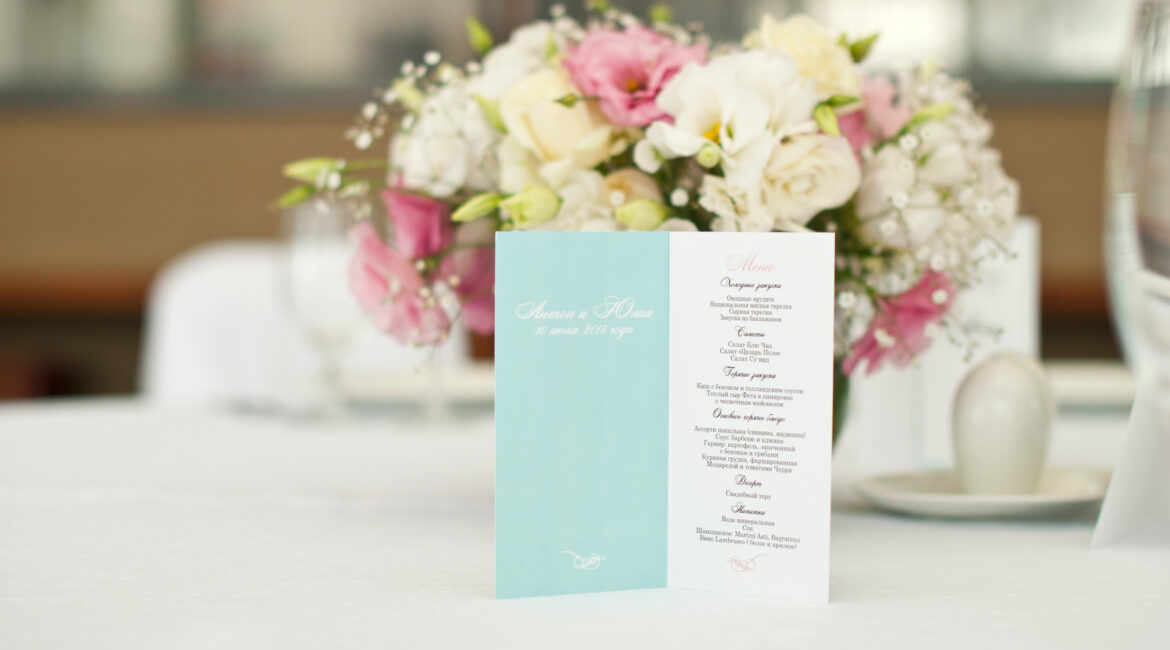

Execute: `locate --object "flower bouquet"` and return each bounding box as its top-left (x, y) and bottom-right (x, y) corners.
top-left (278, 2), bottom-right (1018, 440)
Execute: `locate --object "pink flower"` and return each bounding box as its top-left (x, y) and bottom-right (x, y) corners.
top-left (349, 222), bottom-right (450, 346)
top-left (864, 75), bottom-right (912, 140)
top-left (382, 189), bottom-right (453, 259)
top-left (562, 26), bottom-right (706, 127)
top-left (438, 218), bottom-right (495, 334)
top-left (838, 110), bottom-right (873, 156)
top-left (839, 75), bottom-right (914, 157)
top-left (842, 271), bottom-right (954, 376)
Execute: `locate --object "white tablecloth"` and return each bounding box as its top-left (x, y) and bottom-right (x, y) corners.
top-left (0, 400), bottom-right (1166, 649)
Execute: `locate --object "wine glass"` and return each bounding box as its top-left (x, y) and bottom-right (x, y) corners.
top-left (1108, 0), bottom-right (1170, 402)
top-left (280, 197), bottom-right (366, 417)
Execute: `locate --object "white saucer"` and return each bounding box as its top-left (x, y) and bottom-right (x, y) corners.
top-left (853, 466), bottom-right (1111, 519)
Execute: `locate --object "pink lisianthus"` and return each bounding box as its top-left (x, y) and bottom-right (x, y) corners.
top-left (382, 189), bottom-right (454, 259)
top-left (562, 26), bottom-right (706, 127)
top-left (438, 218), bottom-right (496, 334)
top-left (839, 75), bottom-right (914, 156)
top-left (842, 271), bottom-right (954, 376)
top-left (349, 222), bottom-right (450, 346)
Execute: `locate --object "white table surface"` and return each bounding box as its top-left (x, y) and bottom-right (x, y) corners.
top-left (0, 399), bottom-right (1166, 649)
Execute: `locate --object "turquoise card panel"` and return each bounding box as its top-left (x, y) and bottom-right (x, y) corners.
top-left (495, 232), bottom-right (669, 598)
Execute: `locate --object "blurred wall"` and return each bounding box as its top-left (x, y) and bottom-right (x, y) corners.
top-left (0, 100), bottom-right (1116, 396)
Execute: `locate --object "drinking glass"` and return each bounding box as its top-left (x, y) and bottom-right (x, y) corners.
top-left (281, 197), bottom-right (366, 416)
top-left (1108, 0), bottom-right (1170, 396)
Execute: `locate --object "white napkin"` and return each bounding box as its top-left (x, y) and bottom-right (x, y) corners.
top-left (1092, 381), bottom-right (1170, 547)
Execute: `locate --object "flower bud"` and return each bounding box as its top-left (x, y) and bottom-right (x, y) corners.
top-left (696, 143), bottom-right (722, 169)
top-left (615, 199), bottom-right (670, 231)
top-left (282, 157), bottom-right (340, 183)
top-left (452, 192), bottom-right (502, 222)
top-left (500, 185), bottom-right (560, 228)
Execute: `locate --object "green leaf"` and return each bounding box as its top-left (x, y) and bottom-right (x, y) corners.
top-left (648, 3), bottom-right (674, 24)
top-left (821, 94), bottom-right (860, 108)
top-left (452, 192), bottom-right (502, 222)
top-left (907, 102), bottom-right (955, 127)
top-left (587, 0), bottom-right (612, 12)
top-left (849, 32), bottom-right (879, 63)
top-left (814, 104), bottom-right (840, 137)
top-left (272, 185), bottom-right (316, 210)
top-left (553, 94), bottom-right (581, 108)
top-left (474, 95), bottom-right (506, 132)
top-left (545, 32), bottom-right (559, 61)
top-left (465, 16), bottom-right (493, 55)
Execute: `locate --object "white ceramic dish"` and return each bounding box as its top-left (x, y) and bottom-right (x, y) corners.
top-left (854, 466), bottom-right (1110, 519)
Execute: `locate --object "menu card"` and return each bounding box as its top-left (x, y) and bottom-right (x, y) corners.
top-left (495, 231), bottom-right (834, 601)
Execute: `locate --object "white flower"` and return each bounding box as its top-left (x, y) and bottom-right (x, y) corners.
top-left (521, 168), bottom-right (615, 232)
top-left (390, 81), bottom-right (500, 197)
top-left (760, 134), bottom-right (860, 230)
top-left (499, 66), bottom-right (626, 169)
top-left (916, 135), bottom-right (969, 186)
top-left (469, 22), bottom-right (560, 101)
top-left (698, 175), bottom-right (772, 231)
top-left (633, 140), bottom-right (663, 174)
top-left (647, 51), bottom-right (816, 186)
top-left (746, 14), bottom-right (860, 98)
top-left (655, 218), bottom-right (698, 232)
top-left (855, 146), bottom-right (916, 238)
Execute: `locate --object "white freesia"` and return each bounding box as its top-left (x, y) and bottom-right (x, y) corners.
top-left (747, 14), bottom-right (859, 98)
top-left (633, 140), bottom-right (663, 174)
top-left (698, 175), bottom-right (773, 232)
top-left (761, 134), bottom-right (860, 229)
top-left (646, 51), bottom-right (816, 186)
top-left (391, 81), bottom-right (500, 197)
top-left (500, 66), bottom-right (625, 169)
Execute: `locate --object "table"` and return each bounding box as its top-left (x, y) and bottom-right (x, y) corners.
top-left (0, 399), bottom-right (1166, 649)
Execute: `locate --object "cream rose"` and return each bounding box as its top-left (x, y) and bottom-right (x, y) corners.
top-left (603, 169), bottom-right (663, 207)
top-left (747, 14), bottom-right (859, 98)
top-left (500, 66), bottom-right (624, 169)
top-left (761, 135), bottom-right (860, 230)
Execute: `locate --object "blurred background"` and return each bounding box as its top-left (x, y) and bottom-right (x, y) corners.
top-left (0, 0), bottom-right (1136, 398)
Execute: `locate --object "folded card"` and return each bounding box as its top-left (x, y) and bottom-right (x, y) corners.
top-left (495, 231), bottom-right (835, 602)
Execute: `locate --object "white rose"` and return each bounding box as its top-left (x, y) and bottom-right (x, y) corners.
top-left (698, 175), bottom-right (772, 232)
top-left (747, 14), bottom-right (859, 98)
top-left (496, 136), bottom-right (541, 194)
top-left (500, 66), bottom-right (623, 169)
top-left (760, 134), bottom-right (860, 229)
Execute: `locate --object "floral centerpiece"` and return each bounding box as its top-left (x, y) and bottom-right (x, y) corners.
top-left (278, 2), bottom-right (1018, 442)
